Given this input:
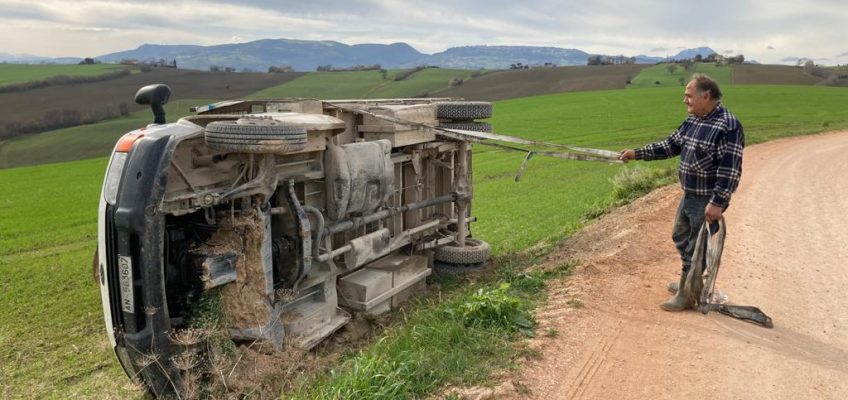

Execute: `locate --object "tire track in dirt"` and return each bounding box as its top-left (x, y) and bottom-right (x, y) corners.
top-left (491, 130), bottom-right (848, 400)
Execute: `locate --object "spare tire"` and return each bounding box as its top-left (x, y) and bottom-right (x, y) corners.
top-left (440, 121), bottom-right (492, 133)
top-left (434, 237), bottom-right (491, 265)
top-left (435, 101), bottom-right (492, 120)
top-left (205, 120), bottom-right (307, 154)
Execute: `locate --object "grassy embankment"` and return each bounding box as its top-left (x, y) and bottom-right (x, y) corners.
top-left (0, 64), bottom-right (132, 87)
top-left (2, 85), bottom-right (848, 398)
top-left (627, 63), bottom-right (732, 89)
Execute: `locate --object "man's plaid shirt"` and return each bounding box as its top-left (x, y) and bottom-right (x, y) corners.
top-left (634, 103), bottom-right (744, 208)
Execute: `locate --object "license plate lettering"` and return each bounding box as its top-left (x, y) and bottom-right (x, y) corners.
top-left (118, 256), bottom-right (135, 313)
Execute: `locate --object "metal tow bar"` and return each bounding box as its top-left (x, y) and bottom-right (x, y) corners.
top-left (324, 102), bottom-right (623, 183)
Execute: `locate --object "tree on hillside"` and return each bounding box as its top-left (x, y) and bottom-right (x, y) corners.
top-left (803, 60), bottom-right (815, 73)
top-left (268, 65), bottom-right (294, 73)
top-left (727, 54), bottom-right (745, 64)
top-left (666, 64), bottom-right (678, 74)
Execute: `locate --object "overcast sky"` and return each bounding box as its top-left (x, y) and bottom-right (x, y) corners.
top-left (2, 0), bottom-right (847, 65)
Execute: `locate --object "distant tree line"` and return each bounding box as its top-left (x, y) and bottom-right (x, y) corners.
top-left (394, 65), bottom-right (438, 81)
top-left (588, 52), bottom-right (746, 66)
top-left (587, 55), bottom-right (636, 65)
top-left (509, 62), bottom-right (558, 69)
top-left (268, 65), bottom-right (294, 73)
top-left (671, 53), bottom-right (745, 65)
top-left (209, 65), bottom-right (238, 73)
top-left (316, 64), bottom-right (382, 72)
top-left (119, 58), bottom-right (177, 68)
top-left (0, 102), bottom-right (131, 140)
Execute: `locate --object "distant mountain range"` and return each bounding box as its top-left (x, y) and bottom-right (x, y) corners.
top-left (0, 52), bottom-right (81, 64)
top-left (3, 39), bottom-right (720, 71)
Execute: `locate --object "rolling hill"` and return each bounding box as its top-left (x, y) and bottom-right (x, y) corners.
top-left (94, 38), bottom-right (719, 71)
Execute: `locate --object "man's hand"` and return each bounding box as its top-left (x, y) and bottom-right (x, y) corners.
top-left (705, 203), bottom-right (723, 223)
top-left (618, 149), bottom-right (635, 163)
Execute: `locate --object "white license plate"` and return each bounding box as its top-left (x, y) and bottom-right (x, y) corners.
top-left (118, 256), bottom-right (135, 314)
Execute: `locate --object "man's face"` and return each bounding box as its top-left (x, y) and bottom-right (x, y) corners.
top-left (683, 81), bottom-right (711, 117)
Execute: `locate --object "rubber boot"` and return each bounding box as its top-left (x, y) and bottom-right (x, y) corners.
top-left (666, 281), bottom-right (679, 294)
top-left (661, 271), bottom-right (690, 312)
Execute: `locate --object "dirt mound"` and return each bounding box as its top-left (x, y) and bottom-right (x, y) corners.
top-left (431, 64), bottom-right (648, 101)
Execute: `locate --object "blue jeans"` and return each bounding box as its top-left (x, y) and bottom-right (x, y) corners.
top-left (672, 193), bottom-right (722, 272)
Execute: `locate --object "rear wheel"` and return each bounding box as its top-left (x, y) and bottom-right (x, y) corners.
top-left (205, 119), bottom-right (307, 154)
top-left (434, 237), bottom-right (491, 265)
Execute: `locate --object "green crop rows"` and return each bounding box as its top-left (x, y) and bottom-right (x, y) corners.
top-left (0, 64), bottom-right (131, 87)
top-left (251, 68), bottom-right (474, 99)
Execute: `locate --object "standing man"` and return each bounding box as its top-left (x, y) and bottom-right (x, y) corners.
top-left (619, 73), bottom-right (744, 311)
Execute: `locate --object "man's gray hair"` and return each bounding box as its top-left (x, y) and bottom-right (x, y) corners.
top-left (690, 73), bottom-right (723, 100)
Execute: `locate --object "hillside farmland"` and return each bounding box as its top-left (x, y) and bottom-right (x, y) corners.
top-left (0, 64), bottom-right (131, 87)
top-left (2, 84), bottom-right (848, 398)
top-left (432, 64), bottom-right (647, 101)
top-left (0, 68), bottom-right (303, 139)
top-left (732, 64), bottom-right (824, 85)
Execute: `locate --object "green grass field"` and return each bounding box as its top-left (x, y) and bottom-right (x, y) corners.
top-left (0, 64), bottom-right (132, 87)
top-left (628, 63), bottom-right (732, 89)
top-left (2, 84), bottom-right (848, 398)
top-left (0, 99), bottom-right (213, 169)
top-left (0, 157), bottom-right (140, 399)
top-left (251, 68), bottom-right (474, 99)
top-left (477, 84), bottom-right (848, 253)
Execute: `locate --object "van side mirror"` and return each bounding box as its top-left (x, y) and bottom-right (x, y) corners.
top-left (134, 84), bottom-right (171, 124)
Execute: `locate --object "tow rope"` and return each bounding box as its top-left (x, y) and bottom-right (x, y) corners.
top-left (683, 218), bottom-right (774, 328)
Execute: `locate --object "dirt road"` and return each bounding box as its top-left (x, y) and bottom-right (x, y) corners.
top-left (498, 131), bottom-right (848, 399)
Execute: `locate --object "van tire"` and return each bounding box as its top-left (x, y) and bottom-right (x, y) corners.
top-left (205, 120), bottom-right (307, 154)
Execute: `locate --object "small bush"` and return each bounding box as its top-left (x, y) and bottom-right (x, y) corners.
top-left (611, 164), bottom-right (676, 202)
top-left (453, 283), bottom-right (535, 336)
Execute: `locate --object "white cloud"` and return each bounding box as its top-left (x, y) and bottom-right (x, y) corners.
top-left (0, 0), bottom-right (846, 65)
